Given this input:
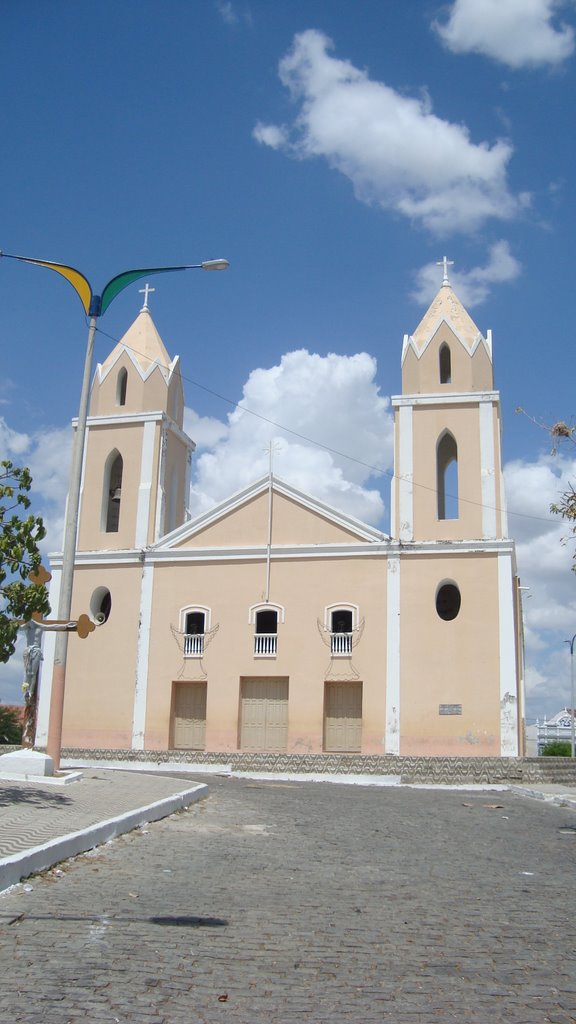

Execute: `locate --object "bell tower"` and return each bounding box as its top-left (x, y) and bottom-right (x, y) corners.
top-left (77, 288), bottom-right (194, 551)
top-left (391, 259), bottom-right (507, 544)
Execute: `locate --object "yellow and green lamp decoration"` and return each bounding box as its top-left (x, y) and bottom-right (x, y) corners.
top-left (0, 250), bottom-right (229, 317)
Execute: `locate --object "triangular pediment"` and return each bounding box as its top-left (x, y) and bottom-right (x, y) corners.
top-left (155, 476), bottom-right (387, 552)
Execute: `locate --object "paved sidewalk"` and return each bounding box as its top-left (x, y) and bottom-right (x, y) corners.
top-left (2, 775), bottom-right (576, 1023)
top-left (2, 763), bottom-right (576, 896)
top-left (0, 769), bottom-right (207, 892)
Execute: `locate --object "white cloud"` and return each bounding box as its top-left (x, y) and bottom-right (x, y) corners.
top-left (0, 418), bottom-right (31, 457)
top-left (253, 123), bottom-right (288, 149)
top-left (434, 0), bottom-right (575, 68)
top-left (504, 450), bottom-right (576, 718)
top-left (184, 408), bottom-right (229, 450)
top-left (188, 348), bottom-right (394, 525)
top-left (412, 241), bottom-right (522, 307)
top-left (215, 1), bottom-right (252, 28)
top-left (254, 29), bottom-right (529, 235)
top-left (0, 417), bottom-right (71, 556)
top-left (215, 1), bottom-right (238, 25)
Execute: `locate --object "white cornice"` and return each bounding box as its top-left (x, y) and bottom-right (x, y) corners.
top-left (391, 390), bottom-right (499, 408)
top-left (148, 538), bottom-right (514, 563)
top-left (398, 538), bottom-right (515, 556)
top-left (75, 411), bottom-right (195, 451)
top-left (49, 550), bottom-right (144, 568)
top-left (149, 542), bottom-right (392, 563)
top-left (50, 535), bottom-right (516, 568)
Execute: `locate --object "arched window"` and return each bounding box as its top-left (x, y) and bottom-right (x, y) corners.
top-left (439, 344), bottom-right (452, 384)
top-left (180, 605), bottom-right (211, 657)
top-left (255, 609), bottom-right (278, 656)
top-left (103, 450), bottom-right (123, 533)
top-left (436, 582), bottom-right (461, 621)
top-left (249, 603), bottom-right (284, 657)
top-left (437, 431), bottom-right (458, 520)
top-left (185, 610), bottom-right (206, 656)
top-left (116, 367), bottom-right (128, 407)
top-left (330, 608), bottom-right (353, 655)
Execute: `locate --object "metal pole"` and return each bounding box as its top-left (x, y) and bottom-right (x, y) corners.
top-left (46, 315), bottom-right (98, 770)
top-left (565, 638), bottom-right (569, 761)
top-left (571, 637), bottom-right (575, 758)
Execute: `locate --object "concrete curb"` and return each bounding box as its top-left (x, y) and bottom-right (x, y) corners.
top-left (509, 784), bottom-right (576, 809)
top-left (0, 782), bottom-right (208, 894)
top-left (0, 770), bottom-right (83, 785)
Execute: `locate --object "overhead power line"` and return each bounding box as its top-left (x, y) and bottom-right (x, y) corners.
top-left (94, 323), bottom-right (559, 526)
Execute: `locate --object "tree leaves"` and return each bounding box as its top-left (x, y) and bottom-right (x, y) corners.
top-left (0, 461), bottom-right (50, 662)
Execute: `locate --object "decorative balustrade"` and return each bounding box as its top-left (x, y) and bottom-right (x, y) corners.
top-left (330, 632), bottom-right (353, 656)
top-left (184, 633), bottom-right (205, 656)
top-left (254, 633), bottom-right (277, 656)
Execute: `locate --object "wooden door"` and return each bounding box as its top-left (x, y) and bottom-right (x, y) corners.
top-left (324, 681), bottom-right (362, 752)
top-left (172, 682), bottom-right (207, 750)
top-left (240, 678), bottom-right (288, 751)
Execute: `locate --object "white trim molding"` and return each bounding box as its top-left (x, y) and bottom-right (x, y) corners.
top-left (392, 390), bottom-right (499, 407)
top-left (131, 563), bottom-right (155, 750)
top-left (135, 419), bottom-right (158, 548)
top-left (180, 604), bottom-right (212, 632)
top-left (479, 401), bottom-right (497, 539)
top-left (385, 553), bottom-right (401, 754)
top-left (324, 602), bottom-right (359, 629)
top-left (398, 405), bottom-right (413, 542)
top-left (95, 347), bottom-right (181, 388)
top-left (158, 475), bottom-right (388, 550)
top-left (248, 602), bottom-right (285, 625)
top-left (400, 322), bottom-right (491, 366)
top-left (498, 552), bottom-right (519, 756)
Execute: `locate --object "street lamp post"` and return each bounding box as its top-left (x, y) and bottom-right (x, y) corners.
top-left (565, 634), bottom-right (576, 758)
top-left (0, 251), bottom-right (229, 771)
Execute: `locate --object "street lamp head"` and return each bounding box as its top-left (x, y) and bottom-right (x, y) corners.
top-left (201, 259), bottom-right (230, 271)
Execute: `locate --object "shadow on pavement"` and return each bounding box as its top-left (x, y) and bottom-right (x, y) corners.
top-left (0, 787), bottom-right (71, 808)
top-left (1, 912), bottom-right (228, 928)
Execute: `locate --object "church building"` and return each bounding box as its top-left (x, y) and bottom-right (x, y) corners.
top-left (36, 272), bottom-right (524, 758)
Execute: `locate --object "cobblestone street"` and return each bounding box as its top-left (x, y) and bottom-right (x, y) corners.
top-left (1, 776), bottom-right (575, 1023)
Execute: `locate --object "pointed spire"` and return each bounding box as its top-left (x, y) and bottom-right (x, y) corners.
top-left (100, 304), bottom-right (173, 375)
top-left (411, 262), bottom-right (483, 350)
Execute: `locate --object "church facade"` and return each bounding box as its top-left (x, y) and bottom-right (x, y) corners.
top-left (36, 277), bottom-right (525, 758)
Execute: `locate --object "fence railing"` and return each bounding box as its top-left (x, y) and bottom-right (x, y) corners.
top-left (254, 633), bottom-right (277, 656)
top-left (184, 633), bottom-right (205, 656)
top-left (331, 632), bottom-right (353, 656)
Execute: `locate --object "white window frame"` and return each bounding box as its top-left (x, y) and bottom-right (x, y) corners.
top-left (180, 605), bottom-right (211, 658)
top-left (325, 603), bottom-right (359, 657)
top-left (249, 602), bottom-right (284, 658)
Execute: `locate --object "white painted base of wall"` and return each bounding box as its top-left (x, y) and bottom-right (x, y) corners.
top-left (0, 749), bottom-right (54, 777)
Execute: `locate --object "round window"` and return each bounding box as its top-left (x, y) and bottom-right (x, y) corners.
top-left (436, 583), bottom-right (461, 621)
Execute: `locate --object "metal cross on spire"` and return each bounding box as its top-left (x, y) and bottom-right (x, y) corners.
top-left (264, 439), bottom-right (282, 478)
top-left (436, 256), bottom-right (454, 286)
top-left (139, 282), bottom-right (155, 310)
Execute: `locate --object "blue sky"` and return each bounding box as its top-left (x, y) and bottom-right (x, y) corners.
top-left (1, 0), bottom-right (575, 720)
